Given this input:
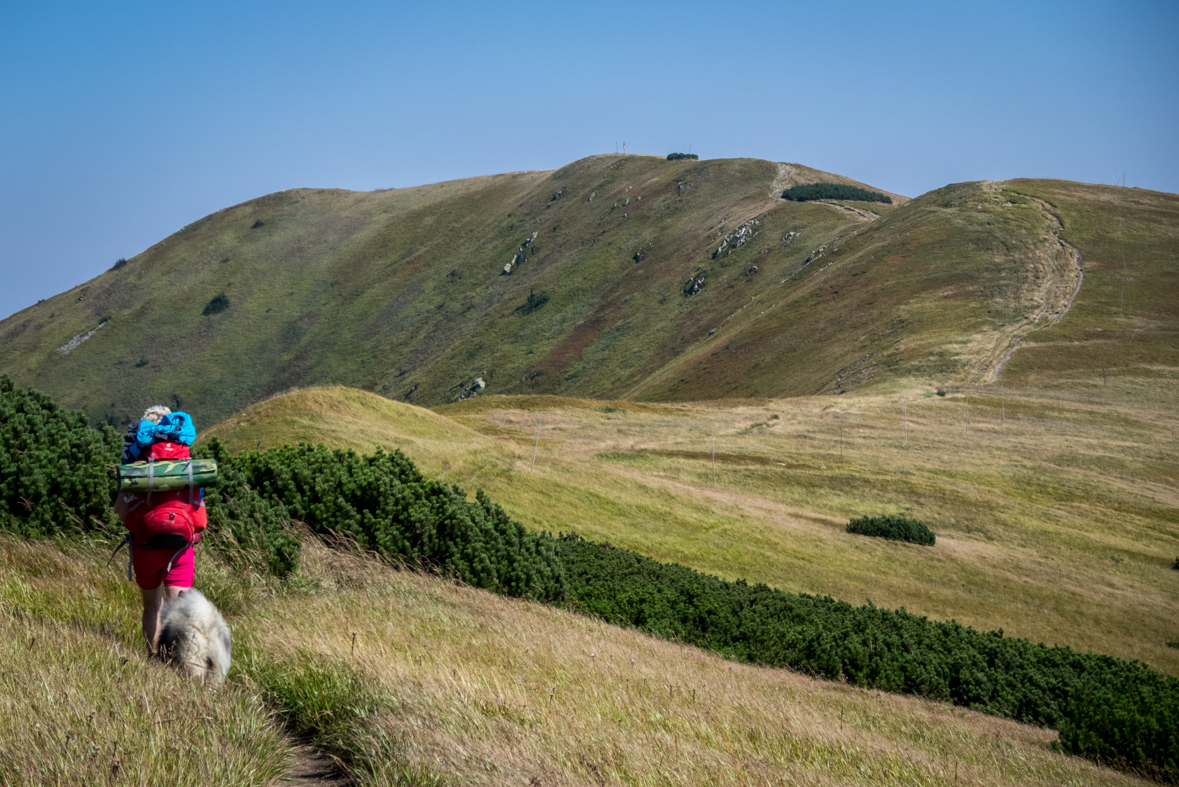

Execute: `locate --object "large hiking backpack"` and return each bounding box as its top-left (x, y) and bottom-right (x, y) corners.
top-left (111, 413), bottom-right (210, 579)
top-left (117, 453), bottom-right (215, 540)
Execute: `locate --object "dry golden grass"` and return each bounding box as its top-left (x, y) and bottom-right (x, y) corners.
top-left (0, 532), bottom-right (1158, 786)
top-left (248, 538), bottom-right (1149, 787)
top-left (0, 538), bottom-right (288, 787)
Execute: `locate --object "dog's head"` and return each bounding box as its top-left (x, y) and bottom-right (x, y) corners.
top-left (160, 588), bottom-right (232, 684)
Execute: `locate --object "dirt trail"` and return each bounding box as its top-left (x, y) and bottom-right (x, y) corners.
top-left (816, 201), bottom-right (881, 222)
top-left (282, 743), bottom-right (348, 786)
top-left (770, 162), bottom-right (792, 198)
top-left (985, 196), bottom-right (1084, 382)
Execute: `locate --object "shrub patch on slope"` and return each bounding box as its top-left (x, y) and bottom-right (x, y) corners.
top-left (781, 183), bottom-right (891, 204)
top-left (847, 515), bottom-right (936, 546)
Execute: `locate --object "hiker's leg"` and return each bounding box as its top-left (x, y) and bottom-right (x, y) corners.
top-left (141, 584), bottom-right (164, 654)
top-left (142, 584), bottom-right (184, 655)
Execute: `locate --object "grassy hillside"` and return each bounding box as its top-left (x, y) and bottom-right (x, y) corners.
top-left (7, 155), bottom-right (1146, 430)
top-left (202, 385), bottom-right (1179, 680)
top-left (997, 180), bottom-right (1179, 399)
top-left (1, 536), bottom-right (1152, 786)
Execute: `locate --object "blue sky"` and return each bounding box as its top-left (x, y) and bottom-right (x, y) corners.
top-left (2, 0), bottom-right (1176, 319)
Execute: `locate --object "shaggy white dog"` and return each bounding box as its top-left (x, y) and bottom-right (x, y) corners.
top-left (158, 588), bottom-right (232, 684)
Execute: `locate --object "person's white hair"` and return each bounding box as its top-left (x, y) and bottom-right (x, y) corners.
top-left (142, 405), bottom-right (172, 424)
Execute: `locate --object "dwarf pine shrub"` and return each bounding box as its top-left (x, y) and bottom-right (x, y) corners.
top-left (781, 183), bottom-right (891, 204)
top-left (223, 442), bottom-right (566, 601)
top-left (202, 293), bottom-right (230, 316)
top-left (0, 376), bottom-right (120, 537)
top-left (847, 515), bottom-right (935, 545)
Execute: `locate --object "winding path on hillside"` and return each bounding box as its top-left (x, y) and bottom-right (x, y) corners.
top-left (986, 195), bottom-right (1084, 382)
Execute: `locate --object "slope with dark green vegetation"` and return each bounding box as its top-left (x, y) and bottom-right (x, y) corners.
top-left (11, 155), bottom-right (1163, 430)
top-left (781, 182), bottom-right (892, 203)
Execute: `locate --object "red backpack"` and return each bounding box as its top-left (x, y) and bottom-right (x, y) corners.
top-left (115, 442), bottom-right (207, 549)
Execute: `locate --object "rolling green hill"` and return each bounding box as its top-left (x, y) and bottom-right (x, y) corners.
top-left (1, 155), bottom-right (1176, 430)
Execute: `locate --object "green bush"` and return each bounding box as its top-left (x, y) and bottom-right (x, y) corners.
top-left (202, 293), bottom-right (230, 316)
top-left (781, 183), bottom-right (891, 204)
top-left (0, 376), bottom-right (120, 537)
top-left (194, 439), bottom-right (301, 577)
top-left (847, 515), bottom-right (935, 546)
top-left (110, 257), bottom-right (128, 271)
top-left (667, 152), bottom-right (698, 161)
top-left (515, 288), bottom-right (549, 315)
top-left (224, 442), bottom-right (566, 601)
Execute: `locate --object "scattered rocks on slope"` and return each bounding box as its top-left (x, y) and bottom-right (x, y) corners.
top-left (457, 376), bottom-right (487, 400)
top-left (502, 232), bottom-right (539, 275)
top-left (683, 274), bottom-right (706, 296)
top-left (56, 320), bottom-right (107, 355)
top-left (551, 189), bottom-right (564, 201)
top-left (713, 218), bottom-right (761, 260)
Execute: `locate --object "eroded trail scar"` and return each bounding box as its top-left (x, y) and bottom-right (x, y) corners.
top-left (988, 196), bottom-right (1083, 382)
top-left (770, 162), bottom-right (791, 198)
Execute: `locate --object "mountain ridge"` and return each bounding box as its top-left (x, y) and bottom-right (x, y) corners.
top-left (1, 154), bottom-right (1175, 428)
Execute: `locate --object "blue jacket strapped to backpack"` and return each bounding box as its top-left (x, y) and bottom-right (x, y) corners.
top-left (121, 411), bottom-right (197, 463)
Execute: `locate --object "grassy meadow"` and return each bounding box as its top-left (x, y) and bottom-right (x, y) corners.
top-left (200, 382), bottom-right (1179, 681)
top-left (0, 534), bottom-right (1155, 786)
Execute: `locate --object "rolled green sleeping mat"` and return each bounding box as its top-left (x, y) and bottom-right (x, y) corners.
top-left (117, 459), bottom-right (219, 492)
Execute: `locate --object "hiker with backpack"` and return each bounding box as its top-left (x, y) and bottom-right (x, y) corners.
top-left (113, 405), bottom-right (208, 656)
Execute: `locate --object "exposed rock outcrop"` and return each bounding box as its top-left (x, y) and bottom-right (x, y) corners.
top-left (502, 232), bottom-right (539, 275)
top-left (713, 218), bottom-right (760, 259)
top-left (57, 320), bottom-right (107, 355)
